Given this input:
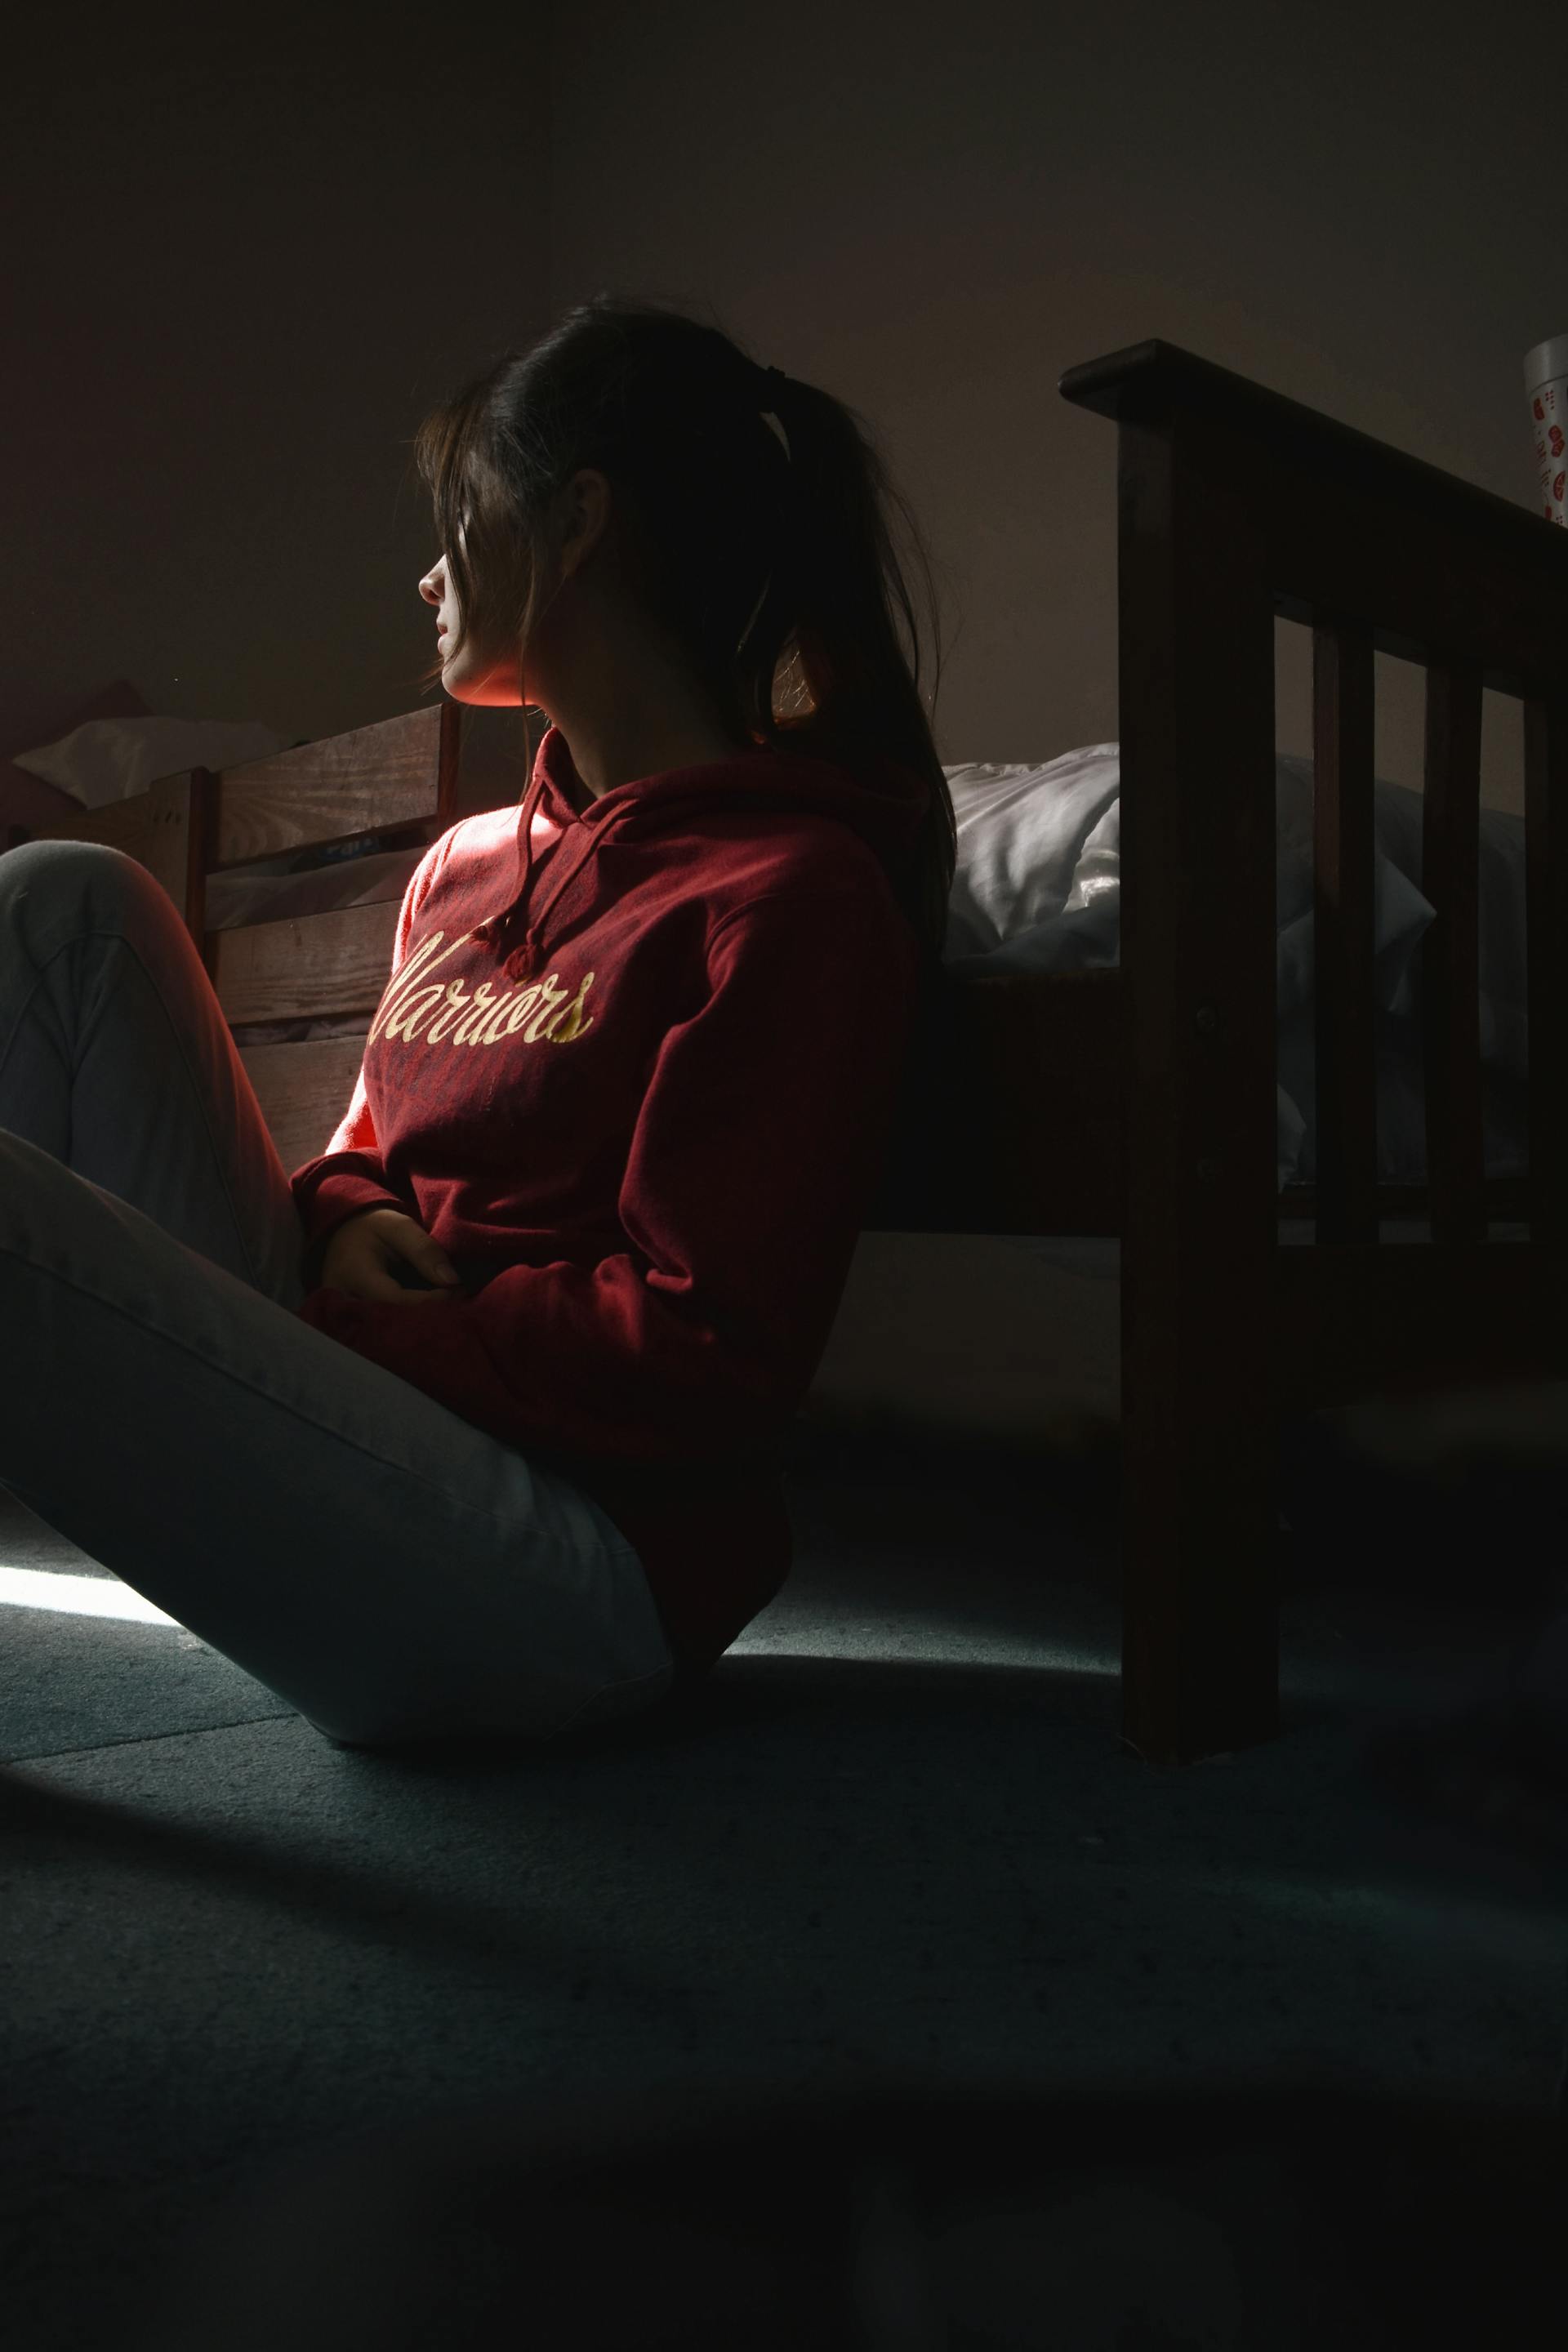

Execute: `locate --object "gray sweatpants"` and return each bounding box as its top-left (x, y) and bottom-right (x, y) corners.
top-left (0, 838), bottom-right (675, 1748)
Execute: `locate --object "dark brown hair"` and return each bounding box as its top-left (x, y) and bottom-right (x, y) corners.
top-left (408, 293), bottom-right (957, 964)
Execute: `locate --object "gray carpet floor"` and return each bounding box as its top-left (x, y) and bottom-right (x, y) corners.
top-left (2, 1411), bottom-right (1566, 2348)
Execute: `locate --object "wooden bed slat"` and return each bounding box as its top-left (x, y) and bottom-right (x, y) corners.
top-left (212, 899), bottom-right (401, 1027)
top-left (1421, 660), bottom-right (1486, 1245)
top-left (236, 1037), bottom-right (370, 1178)
top-left (1311, 618), bottom-right (1379, 1243)
top-left (207, 705), bottom-right (457, 869)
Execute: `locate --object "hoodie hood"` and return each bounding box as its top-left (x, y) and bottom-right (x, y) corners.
top-left (470, 722), bottom-right (929, 982)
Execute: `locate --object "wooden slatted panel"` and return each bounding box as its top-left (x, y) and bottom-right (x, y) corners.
top-left (212, 899), bottom-right (401, 1027)
top-left (1311, 618), bottom-right (1379, 1243)
top-left (7, 706), bottom-right (461, 948)
top-left (1524, 689), bottom-right (1568, 1256)
top-left (1421, 661), bottom-right (1486, 1245)
top-left (237, 1036), bottom-right (370, 1176)
top-left (207, 703), bottom-right (457, 870)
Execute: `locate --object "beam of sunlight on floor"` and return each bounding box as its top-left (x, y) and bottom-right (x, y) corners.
top-left (732, 1624), bottom-right (1118, 1674)
top-left (0, 1562), bottom-right (178, 1627)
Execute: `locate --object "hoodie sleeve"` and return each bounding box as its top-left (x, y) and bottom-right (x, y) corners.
top-left (287, 831), bottom-right (452, 1281)
top-left (294, 881), bottom-right (920, 1463)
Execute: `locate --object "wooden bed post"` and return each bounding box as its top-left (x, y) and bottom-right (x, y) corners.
top-left (1116, 403), bottom-right (1281, 1764)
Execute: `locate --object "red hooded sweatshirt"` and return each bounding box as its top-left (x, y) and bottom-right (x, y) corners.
top-left (288, 720), bottom-right (924, 1686)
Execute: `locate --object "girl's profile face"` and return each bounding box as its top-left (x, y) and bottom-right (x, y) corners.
top-left (417, 525), bottom-right (521, 707)
top-left (417, 546), bottom-right (460, 657)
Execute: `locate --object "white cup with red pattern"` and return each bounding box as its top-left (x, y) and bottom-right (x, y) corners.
top-left (1526, 334), bottom-right (1568, 527)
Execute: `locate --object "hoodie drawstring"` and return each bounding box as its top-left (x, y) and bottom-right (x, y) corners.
top-left (468, 724), bottom-right (923, 993)
top-left (470, 759), bottom-right (551, 978)
top-left (470, 915), bottom-right (541, 981)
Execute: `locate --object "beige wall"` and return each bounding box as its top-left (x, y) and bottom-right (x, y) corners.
top-left (550, 0), bottom-right (1549, 814)
top-left (4, 8), bottom-right (555, 761)
top-left (9, 2), bottom-right (1550, 801)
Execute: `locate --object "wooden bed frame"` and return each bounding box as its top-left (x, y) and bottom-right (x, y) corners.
top-left (10, 339), bottom-right (1568, 1766)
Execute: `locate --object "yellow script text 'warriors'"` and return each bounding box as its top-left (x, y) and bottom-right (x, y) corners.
top-left (368, 930), bottom-right (597, 1053)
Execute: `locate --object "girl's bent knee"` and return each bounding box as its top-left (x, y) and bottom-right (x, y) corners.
top-left (2, 835), bottom-right (158, 914)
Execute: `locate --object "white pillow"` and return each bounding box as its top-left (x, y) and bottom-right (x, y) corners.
top-left (941, 748), bottom-right (1439, 1018)
top-left (942, 746), bottom-right (1123, 969)
top-left (11, 716), bottom-right (290, 809)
